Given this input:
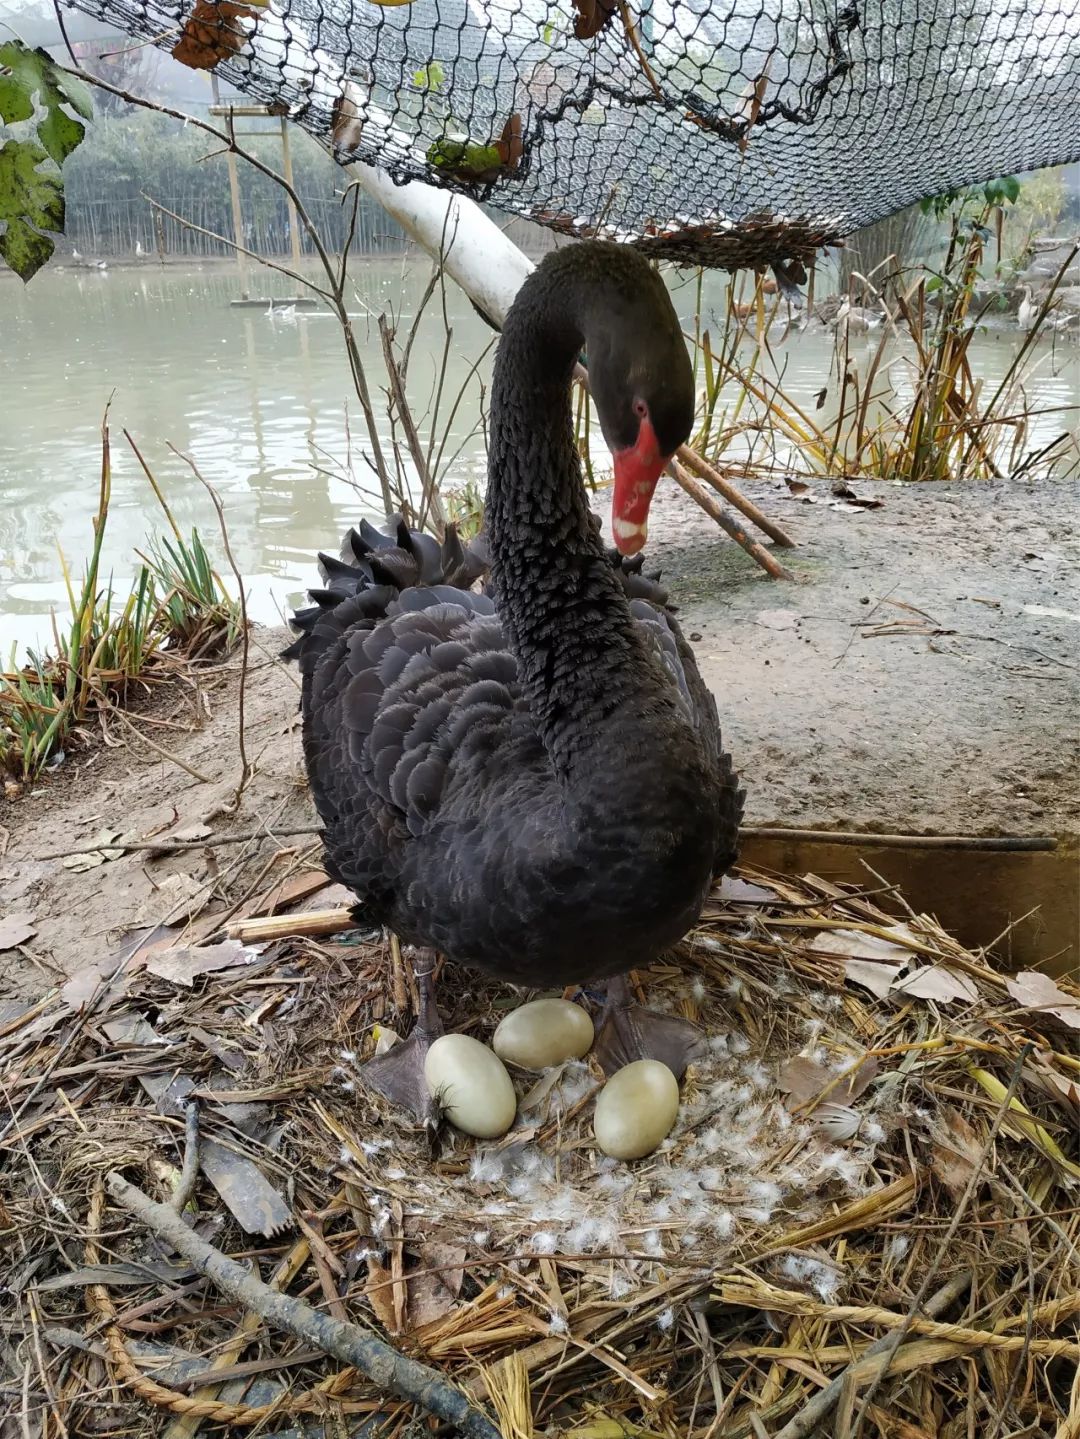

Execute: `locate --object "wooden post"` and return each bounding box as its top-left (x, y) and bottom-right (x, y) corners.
top-left (279, 116), bottom-right (303, 268)
top-left (211, 77), bottom-right (249, 299)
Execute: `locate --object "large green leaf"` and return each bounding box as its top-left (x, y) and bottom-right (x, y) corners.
top-left (0, 43), bottom-right (93, 163)
top-left (0, 41), bottom-right (93, 281)
top-left (0, 138), bottom-right (65, 281)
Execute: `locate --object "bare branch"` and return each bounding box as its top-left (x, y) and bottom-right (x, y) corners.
top-left (105, 1171), bottom-right (502, 1439)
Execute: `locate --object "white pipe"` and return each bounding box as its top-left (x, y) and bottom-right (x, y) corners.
top-left (345, 160), bottom-right (535, 327)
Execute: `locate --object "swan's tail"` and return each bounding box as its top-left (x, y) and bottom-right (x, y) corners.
top-left (281, 515), bottom-right (490, 663)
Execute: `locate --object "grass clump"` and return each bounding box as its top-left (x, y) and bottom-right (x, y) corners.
top-left (689, 184), bottom-right (1078, 485)
top-left (1, 420), bottom-right (242, 781)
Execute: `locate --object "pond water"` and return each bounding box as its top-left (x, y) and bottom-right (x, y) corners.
top-left (2, 258), bottom-right (1078, 657)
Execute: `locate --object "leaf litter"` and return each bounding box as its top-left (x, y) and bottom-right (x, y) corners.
top-left (0, 912), bottom-right (37, 949)
top-left (2, 864), bottom-right (1078, 1436)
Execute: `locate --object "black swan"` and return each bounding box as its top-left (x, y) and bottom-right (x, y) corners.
top-left (286, 240), bottom-right (743, 1119)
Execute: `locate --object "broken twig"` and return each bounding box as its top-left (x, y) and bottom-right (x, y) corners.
top-left (171, 1100), bottom-right (200, 1213)
top-left (105, 1171), bottom-right (502, 1438)
top-left (773, 1270), bottom-right (973, 1439)
top-left (36, 825), bottom-right (322, 860)
top-left (227, 906), bottom-right (356, 942)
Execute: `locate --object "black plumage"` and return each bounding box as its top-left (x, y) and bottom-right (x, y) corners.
top-left (286, 241), bottom-right (743, 1094)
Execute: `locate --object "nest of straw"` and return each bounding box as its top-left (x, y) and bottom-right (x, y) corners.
top-left (2, 864), bottom-right (1078, 1438)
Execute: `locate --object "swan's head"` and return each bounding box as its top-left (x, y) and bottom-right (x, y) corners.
top-left (585, 257), bottom-right (695, 557)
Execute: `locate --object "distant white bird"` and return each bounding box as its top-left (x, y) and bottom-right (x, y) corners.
top-left (1017, 285), bottom-right (1038, 329)
top-left (72, 247), bottom-right (82, 261)
top-left (835, 298), bottom-right (883, 338)
top-left (96, 259), bottom-right (108, 271)
top-left (267, 300), bottom-right (298, 325)
top-left (135, 240), bottom-right (145, 258)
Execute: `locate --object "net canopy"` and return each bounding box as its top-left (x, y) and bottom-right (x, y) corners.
top-left (63, 0), bottom-right (1080, 267)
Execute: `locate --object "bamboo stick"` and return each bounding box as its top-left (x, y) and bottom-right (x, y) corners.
top-left (226, 906), bottom-right (355, 942)
top-left (677, 445), bottom-right (795, 547)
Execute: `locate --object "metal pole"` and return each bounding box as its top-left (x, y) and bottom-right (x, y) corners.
top-left (280, 115), bottom-right (303, 269)
top-left (211, 76), bottom-right (249, 299)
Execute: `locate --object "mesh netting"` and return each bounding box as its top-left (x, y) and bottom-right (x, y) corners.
top-left (63, 0), bottom-right (1080, 266)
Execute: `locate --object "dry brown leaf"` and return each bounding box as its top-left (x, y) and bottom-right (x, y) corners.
top-left (779, 1054), bottom-right (878, 1109)
top-left (842, 957), bottom-right (906, 997)
top-left (139, 872), bottom-right (205, 927)
top-left (832, 481), bottom-right (885, 510)
top-left (100, 1015), bottom-right (167, 1046)
top-left (494, 112), bottom-right (523, 173)
top-left (778, 1056), bottom-right (832, 1105)
top-left (717, 875), bottom-right (776, 904)
top-left (233, 868), bottom-right (330, 925)
top-left (298, 882), bottom-right (356, 912)
top-left (893, 965), bottom-right (978, 1005)
top-left (60, 964), bottom-right (114, 1011)
top-left (198, 1138), bottom-right (292, 1236)
top-left (1005, 970), bottom-right (1080, 1029)
top-left (809, 929), bottom-right (909, 996)
top-left (0, 913), bottom-right (36, 950)
top-left (734, 55), bottom-right (772, 152)
top-left (835, 1055), bottom-right (880, 1101)
top-left (1028, 1063), bottom-right (1080, 1114)
top-left (930, 1106), bottom-right (982, 1198)
top-left (61, 828), bottom-right (123, 871)
top-left (145, 940), bottom-right (256, 986)
top-left (63, 849), bottom-right (104, 872)
top-left (172, 0), bottom-right (256, 70)
top-left (571, 0), bottom-right (617, 40)
top-left (809, 926), bottom-right (914, 981)
top-left (755, 608), bottom-right (799, 631)
top-left (409, 1241), bottom-right (466, 1329)
top-left (332, 80), bottom-right (365, 154)
top-left (519, 1063), bottom-right (566, 1112)
top-left (784, 478), bottom-right (813, 498)
top-left (366, 1254), bottom-right (402, 1334)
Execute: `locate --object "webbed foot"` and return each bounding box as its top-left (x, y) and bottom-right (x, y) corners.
top-left (593, 973), bottom-right (705, 1079)
top-left (360, 948), bottom-right (442, 1130)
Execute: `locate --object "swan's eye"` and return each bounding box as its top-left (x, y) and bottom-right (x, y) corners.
top-left (633, 399), bottom-right (648, 420)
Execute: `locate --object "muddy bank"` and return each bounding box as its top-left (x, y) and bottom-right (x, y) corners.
top-left (648, 470), bottom-right (1079, 840)
top-left (2, 474), bottom-right (1077, 996)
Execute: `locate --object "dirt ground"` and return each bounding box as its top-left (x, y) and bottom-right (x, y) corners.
top-left (2, 473), bottom-right (1077, 997)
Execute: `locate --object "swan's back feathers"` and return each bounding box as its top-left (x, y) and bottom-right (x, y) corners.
top-left (281, 518), bottom-right (489, 664)
top-left (285, 514), bottom-right (742, 968)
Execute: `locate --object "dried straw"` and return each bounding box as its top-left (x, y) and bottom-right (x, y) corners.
top-left (2, 863), bottom-right (1076, 1437)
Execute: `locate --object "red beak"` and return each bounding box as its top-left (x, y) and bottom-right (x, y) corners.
top-left (611, 416), bottom-right (667, 557)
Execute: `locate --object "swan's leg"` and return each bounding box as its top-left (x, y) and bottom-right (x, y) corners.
top-left (593, 973), bottom-right (705, 1080)
top-left (360, 947), bottom-right (443, 1127)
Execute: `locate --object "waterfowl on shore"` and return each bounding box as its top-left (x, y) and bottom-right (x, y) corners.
top-left (1017, 285), bottom-right (1039, 330)
top-left (834, 299), bottom-right (884, 337)
top-left (286, 241), bottom-right (743, 1123)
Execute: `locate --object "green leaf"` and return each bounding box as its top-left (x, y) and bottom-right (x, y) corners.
top-left (0, 41), bottom-right (91, 280)
top-left (426, 135), bottom-right (503, 181)
top-left (0, 42), bottom-right (93, 165)
top-left (0, 137), bottom-right (64, 281)
top-left (412, 60), bottom-right (445, 91)
top-left (0, 69), bottom-right (35, 126)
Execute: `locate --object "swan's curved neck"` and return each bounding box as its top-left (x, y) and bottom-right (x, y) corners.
top-left (485, 261), bottom-right (668, 777)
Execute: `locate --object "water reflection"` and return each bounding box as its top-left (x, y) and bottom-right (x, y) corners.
top-left (1, 258), bottom-right (1077, 657)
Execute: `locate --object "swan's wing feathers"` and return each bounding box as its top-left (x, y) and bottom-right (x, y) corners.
top-left (300, 586), bottom-right (526, 904)
top-left (629, 597), bottom-right (743, 875)
top-left (629, 599), bottom-right (694, 719)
